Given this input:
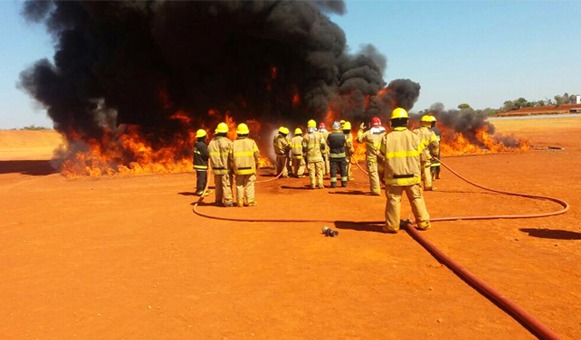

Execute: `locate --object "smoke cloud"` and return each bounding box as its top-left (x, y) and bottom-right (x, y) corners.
top-left (19, 1), bottom-right (420, 168)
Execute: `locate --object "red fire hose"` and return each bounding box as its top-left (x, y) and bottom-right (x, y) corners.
top-left (193, 158), bottom-right (567, 339)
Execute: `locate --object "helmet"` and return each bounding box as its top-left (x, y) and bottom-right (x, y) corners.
top-left (343, 121), bottom-right (352, 130)
top-left (390, 108), bottom-right (409, 119)
top-left (294, 127), bottom-right (303, 135)
top-left (318, 122), bottom-right (326, 129)
top-left (430, 115), bottom-right (437, 122)
top-left (278, 126), bottom-right (289, 135)
top-left (195, 129), bottom-right (207, 138)
top-left (339, 119), bottom-right (345, 125)
top-left (307, 119), bottom-right (317, 128)
top-left (332, 121), bottom-right (341, 130)
top-left (215, 122), bottom-right (229, 134)
top-left (371, 116), bottom-right (381, 127)
top-left (420, 115), bottom-right (432, 126)
top-left (236, 123), bottom-right (249, 135)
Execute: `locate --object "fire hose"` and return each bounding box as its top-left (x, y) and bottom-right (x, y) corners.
top-left (193, 158), bottom-right (567, 339)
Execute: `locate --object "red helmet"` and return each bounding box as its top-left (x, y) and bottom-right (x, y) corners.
top-left (318, 122), bottom-right (326, 129)
top-left (371, 116), bottom-right (381, 127)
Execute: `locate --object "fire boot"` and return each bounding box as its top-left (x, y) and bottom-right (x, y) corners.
top-left (341, 180), bottom-right (347, 187)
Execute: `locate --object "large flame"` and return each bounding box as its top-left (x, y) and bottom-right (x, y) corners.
top-left (57, 111), bottom-right (274, 177)
top-left (438, 123), bottom-right (530, 156)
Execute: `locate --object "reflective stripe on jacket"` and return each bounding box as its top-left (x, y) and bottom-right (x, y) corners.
top-left (357, 128), bottom-right (386, 162)
top-left (414, 126), bottom-right (439, 160)
top-left (231, 137), bottom-right (259, 175)
top-left (379, 127), bottom-right (426, 186)
top-left (208, 136), bottom-right (233, 175)
top-left (290, 136), bottom-right (304, 159)
top-left (327, 131), bottom-right (346, 158)
top-left (302, 131), bottom-right (325, 163)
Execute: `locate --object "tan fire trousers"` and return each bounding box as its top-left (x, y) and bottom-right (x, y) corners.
top-left (235, 174), bottom-right (256, 206)
top-left (367, 160), bottom-right (381, 195)
top-left (275, 155), bottom-right (289, 177)
top-left (308, 161), bottom-right (324, 188)
top-left (214, 173), bottom-right (233, 204)
top-left (291, 158), bottom-right (306, 177)
top-left (384, 184), bottom-right (430, 232)
top-left (421, 161), bottom-right (433, 190)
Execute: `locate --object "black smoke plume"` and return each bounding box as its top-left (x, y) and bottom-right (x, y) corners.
top-left (19, 1), bottom-right (421, 173)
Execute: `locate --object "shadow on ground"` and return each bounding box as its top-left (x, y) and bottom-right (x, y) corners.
top-left (519, 228), bottom-right (581, 240)
top-left (0, 160), bottom-right (57, 176)
top-left (335, 220), bottom-right (385, 233)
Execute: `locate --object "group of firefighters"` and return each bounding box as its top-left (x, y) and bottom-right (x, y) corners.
top-left (193, 107), bottom-right (442, 233)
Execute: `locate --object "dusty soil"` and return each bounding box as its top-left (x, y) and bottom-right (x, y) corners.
top-left (1, 119), bottom-right (580, 339)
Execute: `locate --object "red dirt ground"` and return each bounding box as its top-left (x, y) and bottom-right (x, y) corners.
top-left (1, 118), bottom-right (580, 339)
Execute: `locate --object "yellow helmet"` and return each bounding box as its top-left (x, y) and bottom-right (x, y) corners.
top-left (215, 122), bottom-right (229, 134)
top-left (307, 119), bottom-right (316, 128)
top-left (420, 115), bottom-right (432, 125)
top-left (391, 107), bottom-right (409, 119)
top-left (342, 121), bottom-right (351, 130)
top-left (294, 127), bottom-right (303, 135)
top-left (236, 123), bottom-right (249, 135)
top-left (278, 126), bottom-right (290, 135)
top-left (195, 129), bottom-right (207, 138)
top-left (430, 115), bottom-right (437, 122)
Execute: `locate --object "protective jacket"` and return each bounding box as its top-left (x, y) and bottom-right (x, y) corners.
top-left (357, 127), bottom-right (386, 162)
top-left (431, 126), bottom-right (441, 166)
top-left (302, 130), bottom-right (325, 163)
top-left (231, 137), bottom-right (259, 175)
top-left (379, 127), bottom-right (427, 186)
top-left (290, 135), bottom-right (304, 159)
top-left (193, 140), bottom-right (209, 170)
top-left (208, 135), bottom-right (233, 175)
top-left (344, 132), bottom-right (355, 156)
top-left (327, 131), bottom-right (346, 158)
top-left (414, 126), bottom-right (439, 161)
top-left (273, 134), bottom-right (291, 156)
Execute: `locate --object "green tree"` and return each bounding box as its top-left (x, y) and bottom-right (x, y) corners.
top-left (457, 103), bottom-right (472, 110)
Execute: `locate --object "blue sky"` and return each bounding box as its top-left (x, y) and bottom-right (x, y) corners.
top-left (1, 0), bottom-right (580, 129)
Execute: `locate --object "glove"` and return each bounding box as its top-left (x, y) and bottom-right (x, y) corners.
top-left (359, 122), bottom-right (366, 130)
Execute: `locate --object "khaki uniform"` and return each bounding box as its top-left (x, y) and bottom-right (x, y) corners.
top-left (379, 127), bottom-right (430, 232)
top-left (303, 130), bottom-right (326, 189)
top-left (273, 134), bottom-right (291, 177)
top-left (290, 135), bottom-right (306, 177)
top-left (357, 127), bottom-right (386, 195)
top-left (344, 131), bottom-right (355, 180)
top-left (231, 137), bottom-right (260, 206)
top-left (208, 135), bottom-right (233, 205)
top-left (414, 126), bottom-right (439, 190)
top-left (319, 129), bottom-right (330, 175)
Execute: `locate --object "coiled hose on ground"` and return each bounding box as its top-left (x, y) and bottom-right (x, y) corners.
top-left (193, 157), bottom-right (567, 339)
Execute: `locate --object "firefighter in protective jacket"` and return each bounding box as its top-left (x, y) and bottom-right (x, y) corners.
top-left (379, 108), bottom-right (431, 233)
top-left (290, 128), bottom-right (306, 177)
top-left (193, 129), bottom-right (210, 196)
top-left (303, 119), bottom-right (326, 189)
top-left (208, 122), bottom-right (234, 207)
top-left (273, 126), bottom-right (291, 178)
top-left (327, 121), bottom-right (348, 187)
top-left (413, 115), bottom-right (440, 191)
top-left (230, 123), bottom-right (260, 207)
top-left (356, 116), bottom-right (386, 195)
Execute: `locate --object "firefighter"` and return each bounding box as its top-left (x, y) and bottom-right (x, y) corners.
top-left (208, 122), bottom-right (234, 207)
top-left (342, 121), bottom-right (355, 181)
top-left (378, 108), bottom-right (431, 233)
top-left (230, 123), bottom-right (260, 207)
top-left (356, 116), bottom-right (386, 195)
top-left (430, 116), bottom-right (442, 180)
top-left (290, 127), bottom-right (306, 177)
top-left (318, 122), bottom-right (330, 176)
top-left (193, 129), bottom-right (210, 196)
top-left (414, 115), bottom-right (440, 191)
top-left (303, 119), bottom-right (326, 189)
top-left (327, 121), bottom-right (348, 188)
top-left (273, 126), bottom-right (291, 178)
